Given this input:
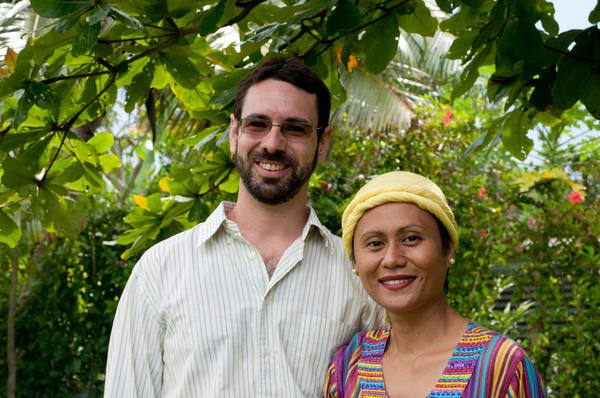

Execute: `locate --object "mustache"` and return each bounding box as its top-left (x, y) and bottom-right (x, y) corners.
top-left (251, 150), bottom-right (295, 164)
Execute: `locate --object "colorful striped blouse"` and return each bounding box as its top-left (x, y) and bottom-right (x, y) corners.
top-left (324, 323), bottom-right (547, 397)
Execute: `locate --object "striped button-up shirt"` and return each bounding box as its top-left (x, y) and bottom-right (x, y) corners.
top-left (105, 202), bottom-right (383, 397)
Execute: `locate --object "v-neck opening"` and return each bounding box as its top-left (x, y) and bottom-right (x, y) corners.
top-left (358, 322), bottom-right (491, 397)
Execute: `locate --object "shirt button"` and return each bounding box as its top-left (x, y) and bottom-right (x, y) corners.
top-left (226, 237), bottom-right (232, 244)
top-left (264, 297), bottom-right (270, 306)
top-left (248, 252), bottom-right (255, 260)
top-left (265, 347), bottom-right (273, 356)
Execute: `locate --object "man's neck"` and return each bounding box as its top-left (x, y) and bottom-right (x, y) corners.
top-left (227, 188), bottom-right (310, 245)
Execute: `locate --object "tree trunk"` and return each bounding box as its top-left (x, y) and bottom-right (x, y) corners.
top-left (7, 244), bottom-right (18, 398)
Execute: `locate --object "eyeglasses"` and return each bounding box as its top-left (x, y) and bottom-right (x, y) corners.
top-left (238, 118), bottom-right (323, 141)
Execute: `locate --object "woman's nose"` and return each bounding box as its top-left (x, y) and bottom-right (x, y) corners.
top-left (382, 242), bottom-right (407, 268)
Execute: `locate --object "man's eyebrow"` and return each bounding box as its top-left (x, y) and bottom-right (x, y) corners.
top-left (243, 114), bottom-right (312, 124)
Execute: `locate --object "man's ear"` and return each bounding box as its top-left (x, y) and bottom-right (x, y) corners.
top-left (229, 114), bottom-right (238, 154)
top-left (317, 125), bottom-right (332, 164)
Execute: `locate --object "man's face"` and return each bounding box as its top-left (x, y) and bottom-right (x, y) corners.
top-left (230, 79), bottom-right (331, 206)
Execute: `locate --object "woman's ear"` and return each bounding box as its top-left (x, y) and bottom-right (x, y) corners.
top-left (446, 243), bottom-right (456, 268)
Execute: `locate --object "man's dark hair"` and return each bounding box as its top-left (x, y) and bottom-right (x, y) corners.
top-left (234, 57), bottom-right (331, 135)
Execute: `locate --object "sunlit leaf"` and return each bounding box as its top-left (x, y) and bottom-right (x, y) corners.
top-left (0, 210), bottom-right (21, 247)
top-left (5, 48), bottom-right (17, 73)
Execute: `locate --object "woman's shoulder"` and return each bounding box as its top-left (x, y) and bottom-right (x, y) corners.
top-left (466, 322), bottom-right (531, 363)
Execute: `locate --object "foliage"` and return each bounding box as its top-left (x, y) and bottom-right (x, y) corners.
top-left (0, 205), bottom-right (135, 397)
top-left (1, 0), bottom-right (600, 248)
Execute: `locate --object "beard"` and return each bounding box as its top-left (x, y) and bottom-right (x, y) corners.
top-left (236, 147), bottom-right (318, 206)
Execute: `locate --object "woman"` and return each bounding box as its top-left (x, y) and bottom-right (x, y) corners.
top-left (325, 171), bottom-right (546, 397)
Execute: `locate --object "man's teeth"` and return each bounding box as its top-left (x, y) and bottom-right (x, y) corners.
top-left (382, 278), bottom-right (415, 285)
top-left (260, 163), bottom-right (285, 171)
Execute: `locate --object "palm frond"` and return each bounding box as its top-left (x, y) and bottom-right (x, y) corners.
top-left (331, 65), bottom-right (413, 133)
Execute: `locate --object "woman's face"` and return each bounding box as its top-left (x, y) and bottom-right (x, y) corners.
top-left (352, 202), bottom-right (454, 317)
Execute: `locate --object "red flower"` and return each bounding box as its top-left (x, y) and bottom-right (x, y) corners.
top-left (528, 218), bottom-right (533, 226)
top-left (443, 107), bottom-right (452, 126)
top-left (480, 231), bottom-right (487, 238)
top-left (568, 190), bottom-right (583, 204)
top-left (478, 187), bottom-right (487, 199)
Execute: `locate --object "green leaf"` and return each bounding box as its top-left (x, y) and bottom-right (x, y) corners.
top-left (461, 0), bottom-right (484, 8)
top-left (396, 0), bottom-right (438, 37)
top-left (581, 70), bottom-right (600, 119)
top-left (46, 159), bottom-right (85, 185)
top-left (13, 89), bottom-right (35, 128)
top-left (146, 193), bottom-right (163, 214)
top-left (553, 55), bottom-right (591, 111)
top-left (99, 154), bottom-right (121, 172)
top-left (590, 2), bottom-right (600, 24)
top-left (529, 67), bottom-right (555, 111)
top-left (434, 0), bottom-right (453, 13)
top-left (72, 21), bottom-right (101, 57)
top-left (198, 0), bottom-right (226, 36)
top-left (108, 6), bottom-right (147, 34)
top-left (465, 117), bottom-right (503, 156)
top-left (40, 188), bottom-right (89, 235)
top-left (540, 12), bottom-right (559, 36)
top-left (29, 82), bottom-right (58, 110)
top-left (0, 210), bottom-right (21, 247)
top-left (535, 111), bottom-right (562, 127)
top-left (513, 20), bottom-right (544, 62)
top-left (452, 42), bottom-right (494, 100)
top-left (160, 47), bottom-right (204, 90)
top-left (86, 3), bottom-right (110, 25)
top-left (160, 169), bottom-right (196, 197)
top-left (500, 108), bottom-right (534, 160)
top-left (188, 199), bottom-right (210, 222)
top-left (125, 61), bottom-right (155, 113)
top-left (30, 0), bottom-right (91, 18)
top-left (218, 171), bottom-right (239, 194)
top-left (326, 0), bottom-right (361, 36)
top-left (446, 30), bottom-right (478, 60)
top-left (1, 157), bottom-right (38, 196)
top-left (87, 132), bottom-right (115, 154)
top-left (363, 15), bottom-right (399, 74)
top-left (183, 125), bottom-right (223, 147)
top-left (504, 0), bottom-right (551, 24)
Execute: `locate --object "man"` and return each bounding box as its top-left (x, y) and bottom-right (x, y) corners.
top-left (105, 57), bottom-right (382, 397)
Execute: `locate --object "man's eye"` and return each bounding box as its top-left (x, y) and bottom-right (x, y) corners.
top-left (248, 120), bottom-right (269, 129)
top-left (284, 123), bottom-right (310, 135)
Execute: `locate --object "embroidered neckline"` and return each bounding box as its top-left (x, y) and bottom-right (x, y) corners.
top-left (358, 323), bottom-right (492, 398)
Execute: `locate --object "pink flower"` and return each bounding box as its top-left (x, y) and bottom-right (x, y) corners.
top-left (480, 231), bottom-right (487, 238)
top-left (478, 187), bottom-right (487, 199)
top-left (443, 107), bottom-right (452, 126)
top-left (528, 218), bottom-right (533, 226)
top-left (568, 190), bottom-right (582, 204)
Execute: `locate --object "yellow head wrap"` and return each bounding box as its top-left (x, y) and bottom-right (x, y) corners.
top-left (341, 171), bottom-right (458, 260)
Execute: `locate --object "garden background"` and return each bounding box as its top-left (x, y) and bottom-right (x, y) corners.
top-left (0, 0), bottom-right (599, 396)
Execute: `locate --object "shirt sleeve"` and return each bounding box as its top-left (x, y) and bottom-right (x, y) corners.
top-left (104, 266), bottom-right (165, 397)
top-left (506, 354), bottom-right (547, 398)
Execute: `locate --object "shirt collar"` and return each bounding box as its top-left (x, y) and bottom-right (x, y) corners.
top-left (196, 201), bottom-right (335, 252)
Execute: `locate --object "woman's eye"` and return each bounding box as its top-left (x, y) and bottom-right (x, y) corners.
top-left (404, 235), bottom-right (419, 242)
top-left (366, 241), bottom-right (383, 247)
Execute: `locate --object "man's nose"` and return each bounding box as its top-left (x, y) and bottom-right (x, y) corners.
top-left (260, 125), bottom-right (287, 152)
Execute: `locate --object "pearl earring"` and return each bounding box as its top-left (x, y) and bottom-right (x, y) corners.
top-left (352, 268), bottom-right (358, 275)
top-left (449, 258), bottom-right (455, 265)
